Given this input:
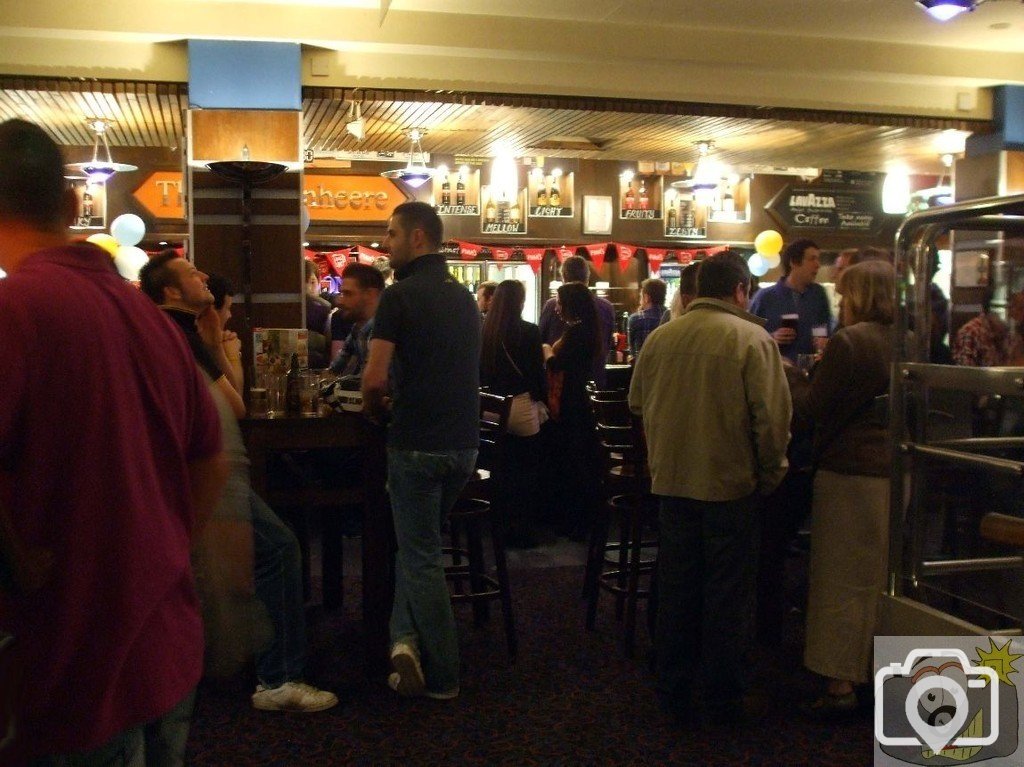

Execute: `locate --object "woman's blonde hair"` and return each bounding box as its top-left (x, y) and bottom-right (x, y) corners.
top-left (837, 259), bottom-right (896, 325)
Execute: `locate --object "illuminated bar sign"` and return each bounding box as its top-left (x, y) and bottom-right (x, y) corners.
top-left (133, 171), bottom-right (185, 220)
top-left (304, 175), bottom-right (408, 222)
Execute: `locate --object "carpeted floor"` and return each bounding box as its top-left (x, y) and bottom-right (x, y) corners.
top-left (186, 540), bottom-right (873, 766)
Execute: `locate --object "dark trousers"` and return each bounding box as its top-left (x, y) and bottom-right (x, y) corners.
top-left (655, 495), bottom-right (760, 711)
top-left (755, 468), bottom-right (813, 646)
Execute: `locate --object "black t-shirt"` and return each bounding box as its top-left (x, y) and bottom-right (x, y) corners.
top-left (162, 307), bottom-right (222, 382)
top-left (372, 253), bottom-right (480, 450)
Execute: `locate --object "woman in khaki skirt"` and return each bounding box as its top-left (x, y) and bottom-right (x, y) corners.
top-left (787, 260), bottom-right (896, 715)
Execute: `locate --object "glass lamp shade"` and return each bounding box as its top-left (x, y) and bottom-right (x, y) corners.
top-left (916, 0), bottom-right (974, 21)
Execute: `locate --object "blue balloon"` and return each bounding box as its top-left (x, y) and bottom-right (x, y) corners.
top-left (748, 254), bottom-right (769, 277)
top-left (110, 213), bottom-right (146, 247)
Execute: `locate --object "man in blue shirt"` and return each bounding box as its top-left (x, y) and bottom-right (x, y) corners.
top-left (329, 262), bottom-right (385, 377)
top-left (627, 277), bottom-right (666, 358)
top-left (749, 238), bottom-right (831, 363)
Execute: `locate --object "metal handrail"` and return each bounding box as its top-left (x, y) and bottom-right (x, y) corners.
top-left (889, 194), bottom-right (1024, 611)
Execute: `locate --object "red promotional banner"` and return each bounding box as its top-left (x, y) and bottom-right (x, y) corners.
top-left (326, 249), bottom-right (350, 274)
top-left (614, 243), bottom-right (635, 271)
top-left (677, 249), bottom-right (696, 264)
top-left (585, 242), bottom-right (608, 271)
top-left (646, 247), bottom-right (667, 274)
top-left (704, 245), bottom-right (729, 257)
top-left (558, 245), bottom-right (582, 263)
top-left (457, 240), bottom-right (481, 260)
top-left (523, 247), bottom-right (545, 274)
top-left (493, 246), bottom-right (513, 261)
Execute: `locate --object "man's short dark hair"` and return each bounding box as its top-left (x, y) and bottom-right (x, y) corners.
top-left (679, 262), bottom-right (701, 296)
top-left (392, 201), bottom-right (443, 250)
top-left (138, 250), bottom-right (181, 304)
top-left (477, 281), bottom-right (497, 299)
top-left (641, 278), bottom-right (667, 307)
top-left (342, 262), bottom-right (385, 292)
top-left (781, 238), bottom-right (818, 276)
top-left (207, 273), bottom-right (234, 311)
top-left (0, 119), bottom-right (67, 232)
top-left (560, 255), bottom-right (590, 284)
top-left (696, 250), bottom-right (751, 300)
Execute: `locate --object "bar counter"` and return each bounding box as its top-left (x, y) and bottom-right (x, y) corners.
top-left (240, 411), bottom-right (393, 675)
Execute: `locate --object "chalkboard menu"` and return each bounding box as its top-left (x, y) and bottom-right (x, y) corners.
top-left (765, 183), bottom-right (884, 233)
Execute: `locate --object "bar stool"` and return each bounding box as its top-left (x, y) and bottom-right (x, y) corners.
top-left (583, 392), bottom-right (658, 657)
top-left (443, 391), bottom-right (517, 660)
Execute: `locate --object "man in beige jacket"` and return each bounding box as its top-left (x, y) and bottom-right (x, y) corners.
top-left (629, 250), bottom-right (791, 726)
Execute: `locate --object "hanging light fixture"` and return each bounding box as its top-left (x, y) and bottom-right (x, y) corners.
top-left (381, 129), bottom-right (436, 189)
top-left (345, 93), bottom-right (365, 142)
top-left (916, 0), bottom-right (977, 21)
top-left (65, 119), bottom-right (138, 184)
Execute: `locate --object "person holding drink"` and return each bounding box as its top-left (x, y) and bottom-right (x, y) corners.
top-left (750, 238), bottom-right (832, 364)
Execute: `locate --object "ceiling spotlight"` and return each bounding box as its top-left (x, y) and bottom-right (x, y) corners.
top-left (916, 0), bottom-right (977, 21)
top-left (345, 99), bottom-right (365, 142)
top-left (65, 119), bottom-right (138, 183)
top-left (380, 129), bottom-right (437, 189)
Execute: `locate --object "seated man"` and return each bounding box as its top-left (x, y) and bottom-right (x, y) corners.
top-left (140, 252), bottom-right (338, 714)
top-left (329, 262), bottom-right (386, 377)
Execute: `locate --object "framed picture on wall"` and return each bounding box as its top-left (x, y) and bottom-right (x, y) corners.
top-left (583, 195), bottom-right (613, 235)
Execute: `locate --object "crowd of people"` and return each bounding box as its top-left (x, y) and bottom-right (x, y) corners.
top-left (4, 114), bottom-right (1018, 762)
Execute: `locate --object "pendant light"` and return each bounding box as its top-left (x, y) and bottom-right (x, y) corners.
top-left (65, 119), bottom-right (138, 184)
top-left (916, 0), bottom-right (976, 21)
top-left (381, 129), bottom-right (436, 189)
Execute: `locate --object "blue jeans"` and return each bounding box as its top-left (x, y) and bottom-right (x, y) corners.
top-left (655, 495), bottom-right (760, 711)
top-left (387, 448), bottom-right (477, 694)
top-left (250, 490), bottom-right (307, 688)
top-left (31, 689), bottom-right (195, 767)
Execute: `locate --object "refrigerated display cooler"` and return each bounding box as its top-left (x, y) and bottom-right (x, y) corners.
top-left (447, 259), bottom-right (541, 323)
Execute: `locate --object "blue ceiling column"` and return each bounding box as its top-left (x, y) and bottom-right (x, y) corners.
top-left (965, 85), bottom-right (1024, 155)
top-left (187, 40), bottom-right (301, 110)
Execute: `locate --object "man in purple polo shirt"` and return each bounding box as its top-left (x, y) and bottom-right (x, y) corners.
top-left (0, 119), bottom-right (228, 764)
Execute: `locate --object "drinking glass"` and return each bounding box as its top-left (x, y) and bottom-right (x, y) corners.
top-left (300, 371), bottom-right (319, 417)
top-left (797, 354), bottom-right (816, 373)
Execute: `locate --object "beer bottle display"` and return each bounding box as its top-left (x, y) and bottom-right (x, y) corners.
top-left (638, 178), bottom-right (649, 211)
top-left (722, 189), bottom-right (735, 214)
top-left (680, 195), bottom-right (695, 228)
top-left (548, 177), bottom-right (561, 208)
top-left (456, 175), bottom-right (466, 206)
top-left (485, 196), bottom-right (497, 223)
top-left (441, 175), bottom-right (451, 206)
top-left (82, 190), bottom-right (94, 218)
top-left (624, 183), bottom-right (636, 210)
top-left (510, 198), bottom-right (522, 224)
top-left (536, 182), bottom-right (548, 207)
top-left (667, 204), bottom-right (678, 229)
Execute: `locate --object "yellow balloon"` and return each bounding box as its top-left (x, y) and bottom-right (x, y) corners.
top-left (754, 230), bottom-right (783, 257)
top-left (86, 233), bottom-right (120, 258)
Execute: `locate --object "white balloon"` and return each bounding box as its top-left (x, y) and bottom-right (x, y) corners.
top-left (301, 205), bottom-right (311, 234)
top-left (764, 252), bottom-right (781, 268)
top-left (748, 254), bottom-right (769, 277)
top-left (110, 214), bottom-right (146, 247)
top-left (113, 245), bottom-right (149, 280)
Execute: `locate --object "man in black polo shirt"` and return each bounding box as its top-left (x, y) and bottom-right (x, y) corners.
top-left (362, 201), bottom-right (480, 701)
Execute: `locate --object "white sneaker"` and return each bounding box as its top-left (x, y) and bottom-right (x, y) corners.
top-left (388, 673), bottom-right (460, 701)
top-left (251, 681), bottom-right (339, 712)
top-left (389, 641), bottom-right (426, 696)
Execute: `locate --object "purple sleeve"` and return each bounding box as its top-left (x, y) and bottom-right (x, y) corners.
top-left (0, 299), bottom-right (28, 462)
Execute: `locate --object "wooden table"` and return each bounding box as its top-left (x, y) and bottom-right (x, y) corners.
top-left (240, 412), bottom-right (393, 675)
